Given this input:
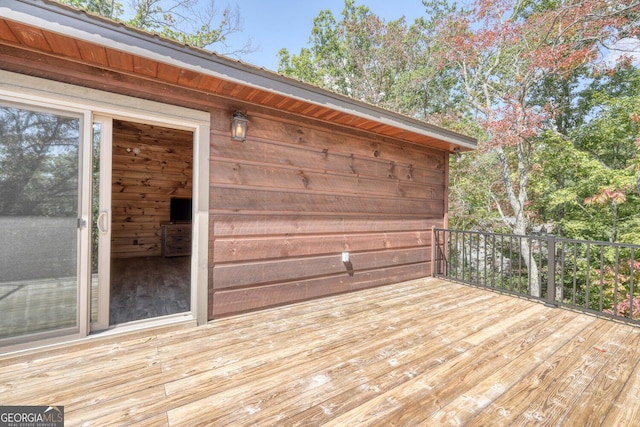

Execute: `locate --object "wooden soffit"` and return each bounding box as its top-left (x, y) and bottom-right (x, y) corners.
top-left (0, 0), bottom-right (476, 152)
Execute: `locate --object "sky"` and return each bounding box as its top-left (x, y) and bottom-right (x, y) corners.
top-left (219, 0), bottom-right (640, 71)
top-left (222, 0), bottom-right (429, 71)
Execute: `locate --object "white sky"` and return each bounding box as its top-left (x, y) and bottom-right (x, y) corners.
top-left (606, 38), bottom-right (640, 67)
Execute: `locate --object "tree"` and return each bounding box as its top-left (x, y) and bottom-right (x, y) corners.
top-left (431, 0), bottom-right (640, 296)
top-left (278, 0), bottom-right (410, 106)
top-left (0, 107), bottom-right (79, 216)
top-left (277, 0), bottom-right (460, 120)
top-left (568, 66), bottom-right (640, 242)
top-left (58, 0), bottom-right (255, 54)
top-left (523, 58), bottom-right (640, 243)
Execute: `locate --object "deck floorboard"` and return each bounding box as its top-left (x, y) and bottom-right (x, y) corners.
top-left (1, 278), bottom-right (639, 426)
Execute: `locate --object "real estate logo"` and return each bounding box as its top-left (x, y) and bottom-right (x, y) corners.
top-left (0, 406), bottom-right (64, 427)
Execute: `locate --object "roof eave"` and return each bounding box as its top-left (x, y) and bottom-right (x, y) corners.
top-left (4, 0), bottom-right (477, 151)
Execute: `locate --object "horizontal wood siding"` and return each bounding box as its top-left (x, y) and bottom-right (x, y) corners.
top-left (209, 109), bottom-right (447, 317)
top-left (111, 120), bottom-right (193, 258)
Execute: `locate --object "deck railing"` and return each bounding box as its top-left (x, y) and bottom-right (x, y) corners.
top-left (433, 228), bottom-right (640, 324)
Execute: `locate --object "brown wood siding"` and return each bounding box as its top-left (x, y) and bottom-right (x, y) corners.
top-left (209, 109), bottom-right (447, 317)
top-left (0, 37), bottom-right (451, 320)
top-left (111, 120), bottom-right (193, 258)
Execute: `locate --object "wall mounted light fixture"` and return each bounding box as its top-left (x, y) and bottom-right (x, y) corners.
top-left (231, 111), bottom-right (249, 141)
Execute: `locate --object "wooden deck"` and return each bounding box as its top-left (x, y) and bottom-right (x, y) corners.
top-left (1, 278), bottom-right (640, 426)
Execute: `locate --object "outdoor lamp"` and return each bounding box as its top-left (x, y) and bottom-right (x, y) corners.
top-left (231, 111), bottom-right (249, 141)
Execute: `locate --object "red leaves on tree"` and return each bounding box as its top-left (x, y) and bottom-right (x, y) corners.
top-left (435, 0), bottom-right (638, 149)
top-left (585, 188), bottom-right (628, 205)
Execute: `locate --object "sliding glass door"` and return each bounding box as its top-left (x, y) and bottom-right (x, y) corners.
top-left (90, 116), bottom-right (112, 331)
top-left (0, 103), bottom-right (83, 341)
top-left (0, 74), bottom-right (209, 348)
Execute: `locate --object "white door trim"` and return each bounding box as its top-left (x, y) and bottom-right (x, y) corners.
top-left (0, 71), bottom-right (210, 352)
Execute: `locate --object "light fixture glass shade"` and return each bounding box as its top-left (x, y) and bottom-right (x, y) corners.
top-left (231, 111), bottom-right (248, 141)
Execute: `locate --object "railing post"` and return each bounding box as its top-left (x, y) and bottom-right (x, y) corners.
top-left (431, 226), bottom-right (437, 277)
top-left (546, 235), bottom-right (557, 307)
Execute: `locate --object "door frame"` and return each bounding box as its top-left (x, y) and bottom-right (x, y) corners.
top-left (0, 71), bottom-right (210, 352)
top-left (91, 115), bottom-right (112, 331)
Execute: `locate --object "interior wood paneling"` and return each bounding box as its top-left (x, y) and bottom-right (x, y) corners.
top-left (111, 120), bottom-right (193, 258)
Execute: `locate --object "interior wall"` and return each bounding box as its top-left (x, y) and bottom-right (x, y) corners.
top-left (208, 108), bottom-right (448, 317)
top-left (111, 120), bottom-right (193, 258)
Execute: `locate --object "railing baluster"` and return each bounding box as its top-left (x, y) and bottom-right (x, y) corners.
top-left (501, 235), bottom-right (505, 289)
top-left (585, 243), bottom-right (591, 310)
top-left (536, 236), bottom-right (540, 297)
top-left (518, 236), bottom-right (523, 294)
top-left (454, 231), bottom-right (459, 281)
top-left (432, 228), bottom-right (640, 324)
top-left (491, 232), bottom-right (496, 288)
top-left (476, 233), bottom-right (481, 286)
top-left (463, 231), bottom-right (467, 283)
top-left (560, 241), bottom-right (565, 302)
top-left (483, 233), bottom-right (487, 287)
top-left (528, 236), bottom-right (533, 296)
top-left (630, 247), bottom-right (635, 320)
top-left (547, 235), bottom-right (556, 306)
top-left (599, 246), bottom-right (605, 313)
top-left (431, 227), bottom-right (440, 277)
top-left (449, 230), bottom-right (453, 278)
top-left (571, 243), bottom-right (578, 305)
top-left (613, 245), bottom-right (619, 317)
top-left (509, 236), bottom-right (513, 292)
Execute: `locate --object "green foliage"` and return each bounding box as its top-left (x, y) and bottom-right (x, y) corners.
top-left (278, 0), bottom-right (640, 246)
top-left (529, 66), bottom-right (640, 243)
top-left (0, 107), bottom-right (79, 216)
top-left (277, 0), bottom-right (462, 122)
top-left (61, 0), bottom-right (123, 19)
top-left (448, 150), bottom-right (507, 230)
top-left (277, 48), bottom-right (321, 87)
top-left (58, 0), bottom-right (251, 52)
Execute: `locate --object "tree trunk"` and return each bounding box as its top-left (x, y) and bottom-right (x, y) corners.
top-left (513, 216), bottom-right (541, 297)
top-left (496, 146), bottom-right (541, 297)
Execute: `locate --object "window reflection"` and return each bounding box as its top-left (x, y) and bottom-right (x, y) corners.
top-left (0, 105), bottom-right (80, 339)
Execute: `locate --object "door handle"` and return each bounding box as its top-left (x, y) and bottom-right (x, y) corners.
top-left (97, 211), bottom-right (109, 234)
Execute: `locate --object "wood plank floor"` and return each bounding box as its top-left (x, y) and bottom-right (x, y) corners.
top-left (0, 256), bottom-right (190, 339)
top-left (0, 276), bottom-right (77, 339)
top-left (110, 256), bottom-right (190, 325)
top-left (1, 278), bottom-right (640, 426)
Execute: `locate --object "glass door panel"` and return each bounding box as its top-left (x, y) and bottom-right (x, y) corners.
top-left (0, 104), bottom-right (81, 340)
top-left (90, 116), bottom-right (112, 331)
top-left (91, 122), bottom-right (101, 324)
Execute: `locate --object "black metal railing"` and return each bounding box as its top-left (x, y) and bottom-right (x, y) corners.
top-left (433, 228), bottom-right (640, 324)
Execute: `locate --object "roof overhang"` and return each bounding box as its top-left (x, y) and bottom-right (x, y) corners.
top-left (0, 0), bottom-right (476, 152)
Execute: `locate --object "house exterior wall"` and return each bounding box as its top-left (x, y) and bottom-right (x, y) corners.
top-left (0, 45), bottom-right (448, 321)
top-left (207, 107), bottom-right (447, 317)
